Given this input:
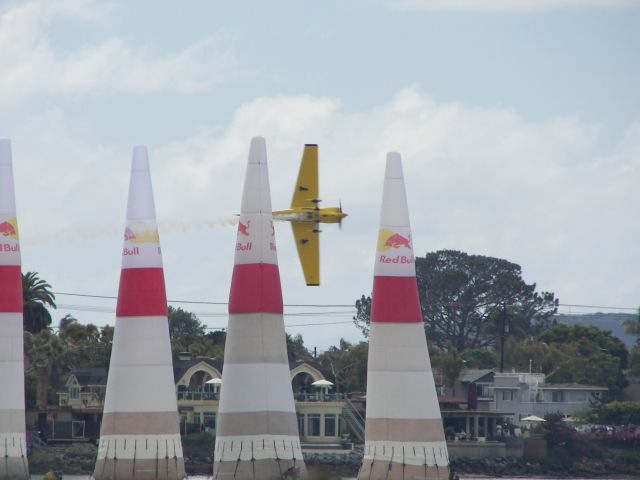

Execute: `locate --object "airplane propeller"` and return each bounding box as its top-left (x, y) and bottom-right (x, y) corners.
top-left (339, 200), bottom-right (344, 230)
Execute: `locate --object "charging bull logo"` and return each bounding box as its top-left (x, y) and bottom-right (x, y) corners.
top-left (0, 218), bottom-right (19, 240)
top-left (377, 228), bottom-right (414, 265)
top-left (123, 225), bottom-right (159, 243)
top-left (238, 220), bottom-right (251, 236)
top-left (377, 229), bottom-right (411, 252)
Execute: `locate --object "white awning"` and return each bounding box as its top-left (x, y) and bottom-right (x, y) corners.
top-left (311, 379), bottom-right (334, 387)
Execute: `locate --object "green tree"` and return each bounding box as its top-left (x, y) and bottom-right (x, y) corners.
top-left (597, 401), bottom-right (640, 425)
top-left (168, 306), bottom-right (206, 357)
top-left (625, 308), bottom-right (640, 377)
top-left (317, 339), bottom-right (368, 393)
top-left (353, 295), bottom-right (372, 337)
top-left (286, 333), bottom-right (311, 362)
top-left (504, 337), bottom-right (562, 374)
top-left (22, 271), bottom-right (56, 333)
top-left (431, 350), bottom-right (464, 391)
top-left (24, 329), bottom-right (66, 409)
top-left (354, 250), bottom-right (558, 352)
top-left (58, 316), bottom-right (113, 369)
top-left (629, 348), bottom-right (640, 377)
top-left (539, 324), bottom-right (629, 397)
top-left (623, 308), bottom-right (640, 347)
top-left (539, 324), bottom-right (628, 369)
top-left (190, 330), bottom-right (226, 359)
top-left (460, 347), bottom-right (498, 369)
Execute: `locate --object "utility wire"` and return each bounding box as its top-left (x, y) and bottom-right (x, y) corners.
top-left (53, 292), bottom-right (353, 308)
top-left (51, 291), bottom-right (639, 312)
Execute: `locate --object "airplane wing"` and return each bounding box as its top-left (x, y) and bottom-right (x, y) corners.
top-left (290, 144), bottom-right (319, 209)
top-left (291, 221), bottom-right (320, 286)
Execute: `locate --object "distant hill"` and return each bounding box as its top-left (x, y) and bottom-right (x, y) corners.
top-left (554, 312), bottom-right (637, 349)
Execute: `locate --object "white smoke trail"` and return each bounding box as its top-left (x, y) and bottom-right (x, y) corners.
top-left (20, 216), bottom-right (239, 246)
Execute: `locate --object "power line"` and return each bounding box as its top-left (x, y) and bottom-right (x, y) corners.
top-left (201, 320), bottom-right (355, 331)
top-left (52, 291), bottom-right (638, 313)
top-left (53, 292), bottom-right (353, 308)
top-left (558, 303), bottom-right (637, 312)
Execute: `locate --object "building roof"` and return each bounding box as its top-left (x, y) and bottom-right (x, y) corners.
top-left (173, 357), bottom-right (223, 383)
top-left (458, 369), bottom-right (495, 383)
top-left (540, 383), bottom-right (608, 391)
top-left (289, 358), bottom-right (326, 375)
top-left (68, 368), bottom-right (108, 386)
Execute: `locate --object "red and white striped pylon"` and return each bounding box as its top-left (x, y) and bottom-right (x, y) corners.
top-left (0, 139), bottom-right (29, 480)
top-left (357, 153), bottom-right (449, 480)
top-left (93, 146), bottom-right (185, 480)
top-left (213, 137), bottom-right (307, 479)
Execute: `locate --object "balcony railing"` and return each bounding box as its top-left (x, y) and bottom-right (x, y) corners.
top-left (293, 393), bottom-right (346, 402)
top-left (177, 391), bottom-right (220, 401)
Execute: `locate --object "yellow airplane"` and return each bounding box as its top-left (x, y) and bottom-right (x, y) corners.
top-left (273, 144), bottom-right (347, 286)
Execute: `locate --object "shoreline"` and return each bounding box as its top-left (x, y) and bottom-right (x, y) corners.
top-left (26, 442), bottom-right (640, 479)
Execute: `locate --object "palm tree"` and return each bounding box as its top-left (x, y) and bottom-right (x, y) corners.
top-left (22, 271), bottom-right (56, 333)
top-left (24, 330), bottom-right (66, 410)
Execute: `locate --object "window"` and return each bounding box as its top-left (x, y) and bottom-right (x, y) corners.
top-left (308, 414), bottom-right (321, 436)
top-left (551, 391), bottom-right (563, 403)
top-left (324, 414), bottom-right (337, 437)
top-left (70, 387), bottom-right (80, 400)
top-left (501, 390), bottom-right (514, 401)
top-left (193, 413), bottom-right (201, 425)
top-left (203, 412), bottom-right (216, 429)
top-left (569, 391), bottom-right (587, 402)
top-left (297, 414), bottom-right (305, 436)
top-left (475, 384), bottom-right (494, 399)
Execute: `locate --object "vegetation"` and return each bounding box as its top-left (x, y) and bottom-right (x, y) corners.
top-left (167, 306), bottom-right (225, 359)
top-left (353, 250), bottom-right (640, 401)
top-left (625, 308), bottom-right (640, 377)
top-left (595, 401), bottom-right (640, 425)
top-left (354, 250), bottom-right (558, 352)
top-left (316, 339), bottom-right (368, 393)
top-left (16, 266), bottom-right (639, 411)
top-left (23, 271), bottom-right (56, 333)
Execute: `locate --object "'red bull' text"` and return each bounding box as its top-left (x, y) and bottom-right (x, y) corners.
top-left (236, 242), bottom-right (252, 252)
top-left (379, 254), bottom-right (414, 264)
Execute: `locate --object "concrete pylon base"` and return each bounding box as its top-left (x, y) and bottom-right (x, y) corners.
top-left (0, 457), bottom-right (29, 480)
top-left (213, 458), bottom-right (307, 480)
top-left (357, 461), bottom-right (449, 480)
top-left (92, 457), bottom-right (186, 480)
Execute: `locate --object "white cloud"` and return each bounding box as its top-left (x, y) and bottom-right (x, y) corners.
top-left (374, 0), bottom-right (640, 11)
top-left (0, 0), bottom-right (235, 103)
top-left (7, 86), bottom-right (639, 347)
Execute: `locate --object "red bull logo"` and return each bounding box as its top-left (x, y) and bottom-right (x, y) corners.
top-left (0, 219), bottom-right (19, 240)
top-left (236, 220), bottom-right (253, 251)
top-left (376, 228), bottom-right (413, 265)
top-left (384, 233), bottom-right (411, 249)
top-left (123, 224), bottom-right (159, 244)
top-left (124, 227), bottom-right (136, 241)
top-left (238, 220), bottom-right (251, 236)
top-left (377, 229), bottom-right (411, 252)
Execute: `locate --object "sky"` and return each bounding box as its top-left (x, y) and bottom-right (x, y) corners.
top-left (1, 0), bottom-right (639, 351)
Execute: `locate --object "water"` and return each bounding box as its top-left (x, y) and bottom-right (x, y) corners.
top-left (29, 476), bottom-right (630, 480)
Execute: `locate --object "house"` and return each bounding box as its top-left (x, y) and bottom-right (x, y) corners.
top-left (441, 369), bottom-right (513, 439)
top-left (434, 369), bottom-right (607, 439)
top-left (51, 368), bottom-right (107, 440)
top-left (50, 354), bottom-right (352, 446)
top-left (493, 372), bottom-right (607, 423)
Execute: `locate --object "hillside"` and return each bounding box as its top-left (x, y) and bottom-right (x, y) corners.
top-left (554, 312), bottom-right (636, 349)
